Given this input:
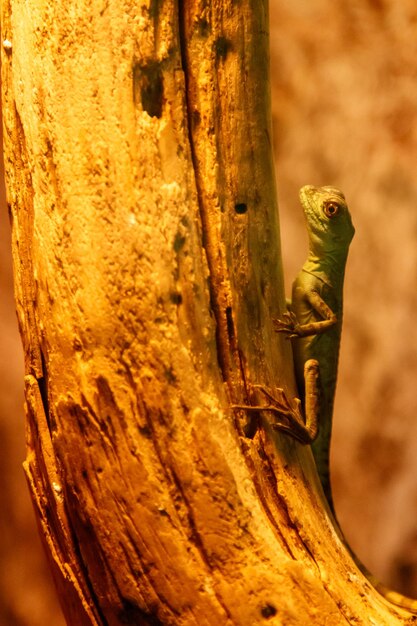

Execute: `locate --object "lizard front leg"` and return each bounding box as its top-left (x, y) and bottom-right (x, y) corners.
top-left (273, 291), bottom-right (337, 338)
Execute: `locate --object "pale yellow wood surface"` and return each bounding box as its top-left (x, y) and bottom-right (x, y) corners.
top-left (1, 1), bottom-right (414, 624)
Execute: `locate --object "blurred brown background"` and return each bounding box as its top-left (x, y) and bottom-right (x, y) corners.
top-left (2, 1), bottom-right (417, 623)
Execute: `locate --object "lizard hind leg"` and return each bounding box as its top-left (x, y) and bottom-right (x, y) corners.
top-left (303, 358), bottom-right (320, 441)
top-left (231, 359), bottom-right (320, 446)
top-left (272, 358), bottom-right (320, 444)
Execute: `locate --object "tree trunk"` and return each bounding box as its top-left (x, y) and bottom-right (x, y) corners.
top-left (1, 1), bottom-right (413, 624)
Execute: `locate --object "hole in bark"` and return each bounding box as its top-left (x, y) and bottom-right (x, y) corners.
top-left (226, 306), bottom-right (235, 340)
top-left (170, 292), bottom-right (182, 305)
top-left (215, 36), bottom-right (232, 58)
top-left (173, 232), bottom-right (186, 253)
top-left (164, 366), bottom-right (177, 383)
top-left (261, 604), bottom-right (277, 619)
top-left (198, 18), bottom-right (210, 37)
top-left (133, 63), bottom-right (164, 118)
top-left (138, 425), bottom-right (152, 438)
top-left (235, 202), bottom-right (247, 214)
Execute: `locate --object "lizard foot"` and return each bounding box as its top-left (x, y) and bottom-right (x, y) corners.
top-left (272, 311), bottom-right (300, 338)
top-left (232, 383), bottom-right (316, 445)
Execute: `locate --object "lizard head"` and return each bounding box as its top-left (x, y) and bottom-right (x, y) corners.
top-left (299, 185), bottom-right (355, 256)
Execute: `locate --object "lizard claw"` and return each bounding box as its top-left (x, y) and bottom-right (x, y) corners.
top-left (232, 383), bottom-right (317, 445)
top-left (273, 311), bottom-right (300, 338)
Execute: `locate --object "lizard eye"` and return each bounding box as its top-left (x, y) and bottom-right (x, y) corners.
top-left (323, 201), bottom-right (339, 218)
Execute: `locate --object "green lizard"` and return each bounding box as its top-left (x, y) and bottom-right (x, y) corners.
top-left (273, 184), bottom-right (354, 514)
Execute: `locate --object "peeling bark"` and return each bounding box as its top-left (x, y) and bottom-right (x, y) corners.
top-left (1, 1), bottom-right (415, 624)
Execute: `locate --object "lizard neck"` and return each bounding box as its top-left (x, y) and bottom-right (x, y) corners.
top-left (305, 249), bottom-right (348, 289)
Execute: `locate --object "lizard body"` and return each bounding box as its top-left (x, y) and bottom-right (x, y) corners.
top-left (274, 184), bottom-right (354, 512)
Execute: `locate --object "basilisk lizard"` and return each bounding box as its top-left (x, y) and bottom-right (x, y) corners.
top-left (273, 184), bottom-right (354, 514)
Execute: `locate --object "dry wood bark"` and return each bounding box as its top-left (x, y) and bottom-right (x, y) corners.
top-left (1, 1), bottom-right (415, 625)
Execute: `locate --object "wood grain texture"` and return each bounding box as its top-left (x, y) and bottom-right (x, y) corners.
top-left (1, 1), bottom-right (414, 624)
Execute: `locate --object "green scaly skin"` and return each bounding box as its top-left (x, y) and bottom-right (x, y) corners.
top-left (276, 185), bottom-right (417, 612)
